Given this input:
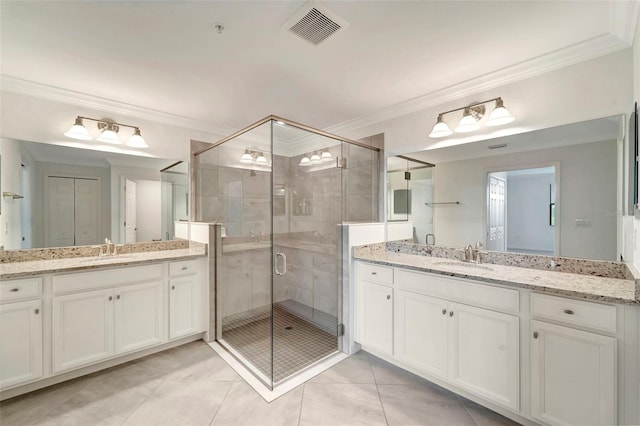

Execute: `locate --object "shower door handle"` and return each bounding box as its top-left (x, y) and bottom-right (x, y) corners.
top-left (275, 252), bottom-right (287, 276)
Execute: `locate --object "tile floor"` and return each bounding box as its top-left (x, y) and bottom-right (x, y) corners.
top-left (0, 341), bottom-right (520, 426)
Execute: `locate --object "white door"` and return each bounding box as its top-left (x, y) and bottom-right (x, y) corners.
top-left (169, 276), bottom-right (199, 340)
top-left (449, 302), bottom-right (519, 411)
top-left (125, 178), bottom-right (137, 243)
top-left (114, 281), bottom-right (165, 354)
top-left (74, 178), bottom-right (100, 246)
top-left (0, 300), bottom-right (42, 389)
top-left (46, 177), bottom-right (75, 247)
top-left (52, 288), bottom-right (114, 373)
top-left (488, 176), bottom-right (506, 252)
top-left (531, 320), bottom-right (616, 426)
top-left (356, 281), bottom-right (393, 356)
top-left (395, 290), bottom-right (448, 380)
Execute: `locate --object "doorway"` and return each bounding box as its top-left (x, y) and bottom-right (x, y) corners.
top-left (487, 166), bottom-right (557, 255)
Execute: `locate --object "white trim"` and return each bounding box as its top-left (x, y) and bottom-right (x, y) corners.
top-left (325, 34), bottom-right (628, 135)
top-left (609, 0), bottom-right (640, 44)
top-left (0, 75), bottom-right (233, 137)
top-left (208, 341), bottom-right (348, 402)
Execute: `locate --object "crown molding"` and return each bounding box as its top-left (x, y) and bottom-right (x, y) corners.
top-left (326, 33), bottom-right (629, 136)
top-left (609, 0), bottom-right (640, 44)
top-left (0, 75), bottom-right (235, 138)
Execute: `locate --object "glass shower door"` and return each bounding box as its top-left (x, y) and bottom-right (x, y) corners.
top-left (271, 122), bottom-right (343, 384)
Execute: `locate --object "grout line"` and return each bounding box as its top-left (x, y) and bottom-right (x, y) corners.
top-left (366, 351), bottom-right (390, 425)
top-left (460, 401), bottom-right (481, 426)
top-left (208, 382), bottom-right (235, 426)
top-left (297, 383), bottom-right (306, 426)
top-left (119, 369), bottom-right (168, 425)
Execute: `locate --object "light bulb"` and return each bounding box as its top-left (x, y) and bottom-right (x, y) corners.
top-left (64, 117), bottom-right (92, 140)
top-left (428, 115), bottom-right (452, 138)
top-left (126, 128), bottom-right (148, 148)
top-left (487, 98), bottom-right (515, 126)
top-left (454, 108), bottom-right (480, 133)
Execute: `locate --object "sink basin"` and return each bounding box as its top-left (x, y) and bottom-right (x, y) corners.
top-left (433, 261), bottom-right (493, 271)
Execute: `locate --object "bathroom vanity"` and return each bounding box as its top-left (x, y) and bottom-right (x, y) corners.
top-left (0, 242), bottom-right (207, 400)
top-left (353, 243), bottom-right (640, 426)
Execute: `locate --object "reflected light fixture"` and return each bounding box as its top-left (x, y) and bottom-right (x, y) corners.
top-left (64, 116), bottom-right (147, 148)
top-left (428, 97), bottom-right (515, 138)
top-left (299, 155), bottom-right (311, 167)
top-left (310, 152), bottom-right (322, 165)
top-left (320, 150), bottom-right (333, 162)
top-left (240, 149), bottom-right (270, 166)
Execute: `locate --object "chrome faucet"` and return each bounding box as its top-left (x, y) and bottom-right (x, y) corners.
top-left (101, 238), bottom-right (117, 256)
top-left (461, 241), bottom-right (487, 263)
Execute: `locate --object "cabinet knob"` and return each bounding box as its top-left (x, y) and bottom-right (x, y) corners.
top-left (34, 308), bottom-right (39, 315)
top-left (116, 295), bottom-right (120, 300)
top-left (108, 296), bottom-right (113, 301)
top-left (371, 272), bottom-right (377, 275)
top-left (172, 285), bottom-right (176, 290)
top-left (449, 311), bottom-right (454, 317)
top-left (182, 266), bottom-right (188, 271)
top-left (563, 309), bottom-right (574, 315)
top-left (533, 331), bottom-right (539, 339)
top-left (10, 288), bottom-right (19, 292)
top-left (386, 295), bottom-right (391, 300)
top-left (442, 309), bottom-right (447, 315)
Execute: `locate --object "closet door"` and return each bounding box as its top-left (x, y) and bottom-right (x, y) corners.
top-left (46, 177), bottom-right (75, 247)
top-left (74, 178), bottom-right (100, 245)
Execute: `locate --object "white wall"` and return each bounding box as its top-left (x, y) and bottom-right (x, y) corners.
top-left (506, 173), bottom-right (555, 254)
top-left (633, 14), bottom-right (640, 268)
top-left (0, 138), bottom-right (35, 249)
top-left (434, 140), bottom-right (617, 261)
top-left (135, 179), bottom-right (161, 242)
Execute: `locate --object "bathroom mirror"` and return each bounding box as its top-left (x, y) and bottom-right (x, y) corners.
top-left (386, 115), bottom-right (624, 261)
top-left (0, 138), bottom-right (187, 250)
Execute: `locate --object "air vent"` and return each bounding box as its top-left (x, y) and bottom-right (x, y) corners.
top-left (283, 1), bottom-right (348, 46)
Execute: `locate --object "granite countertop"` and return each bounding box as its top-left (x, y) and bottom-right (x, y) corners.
top-left (0, 243), bottom-right (207, 279)
top-left (354, 247), bottom-right (638, 305)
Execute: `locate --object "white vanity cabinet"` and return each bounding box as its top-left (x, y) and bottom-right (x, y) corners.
top-left (0, 277), bottom-right (43, 390)
top-left (355, 263), bottom-right (394, 356)
top-left (52, 265), bottom-right (166, 373)
top-left (530, 294), bottom-right (617, 426)
top-left (169, 260), bottom-right (202, 340)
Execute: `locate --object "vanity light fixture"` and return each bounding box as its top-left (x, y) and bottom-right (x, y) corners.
top-left (299, 155), bottom-right (311, 167)
top-left (320, 150), bottom-right (333, 162)
top-left (310, 152), bottom-right (322, 165)
top-left (429, 97), bottom-right (515, 138)
top-left (64, 116), bottom-right (148, 148)
top-left (240, 149), bottom-right (269, 166)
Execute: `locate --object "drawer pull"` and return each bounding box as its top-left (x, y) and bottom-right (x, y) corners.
top-left (34, 308), bottom-right (39, 315)
top-left (386, 295), bottom-right (391, 300)
top-left (9, 288), bottom-right (19, 292)
top-left (533, 331), bottom-right (539, 339)
top-left (116, 295), bottom-right (121, 300)
top-left (108, 296), bottom-right (113, 301)
top-left (449, 311), bottom-right (454, 317)
top-left (371, 272), bottom-right (377, 275)
top-left (181, 266), bottom-right (188, 271)
top-left (442, 308), bottom-right (447, 315)
top-left (172, 285), bottom-right (176, 290)
top-left (563, 309), bottom-right (575, 315)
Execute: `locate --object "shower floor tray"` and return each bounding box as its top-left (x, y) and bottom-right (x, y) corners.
top-left (220, 305), bottom-right (338, 383)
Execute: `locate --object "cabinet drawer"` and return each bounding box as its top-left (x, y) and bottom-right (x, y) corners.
top-left (53, 264), bottom-right (163, 295)
top-left (357, 262), bottom-right (393, 285)
top-left (396, 269), bottom-right (519, 314)
top-left (0, 278), bottom-right (42, 303)
top-left (531, 293), bottom-right (616, 333)
top-left (169, 260), bottom-right (199, 277)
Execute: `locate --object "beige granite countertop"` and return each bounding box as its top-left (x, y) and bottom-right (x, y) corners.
top-left (354, 248), bottom-right (638, 305)
top-left (0, 243), bottom-right (207, 279)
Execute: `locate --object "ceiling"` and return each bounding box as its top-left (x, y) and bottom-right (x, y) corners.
top-left (0, 1), bottom-right (636, 133)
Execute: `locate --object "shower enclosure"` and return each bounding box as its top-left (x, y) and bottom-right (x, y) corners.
top-left (192, 116), bottom-right (379, 390)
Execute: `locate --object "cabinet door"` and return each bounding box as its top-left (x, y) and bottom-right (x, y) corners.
top-left (0, 300), bottom-right (42, 389)
top-left (356, 281), bottom-right (393, 356)
top-left (531, 320), bottom-right (616, 426)
top-left (169, 276), bottom-right (200, 340)
top-left (449, 302), bottom-right (519, 411)
top-left (114, 281), bottom-right (165, 354)
top-left (395, 290), bottom-right (448, 380)
top-left (52, 288), bottom-right (114, 373)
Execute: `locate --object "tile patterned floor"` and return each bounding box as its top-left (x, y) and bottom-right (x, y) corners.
top-left (221, 306), bottom-right (337, 383)
top-left (0, 341), bottom-right (521, 426)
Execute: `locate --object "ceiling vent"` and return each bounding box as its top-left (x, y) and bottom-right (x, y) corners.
top-left (283, 1), bottom-right (348, 46)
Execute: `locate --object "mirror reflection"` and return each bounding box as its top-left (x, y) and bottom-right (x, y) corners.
top-left (0, 138), bottom-right (187, 250)
top-left (387, 115), bottom-right (622, 261)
